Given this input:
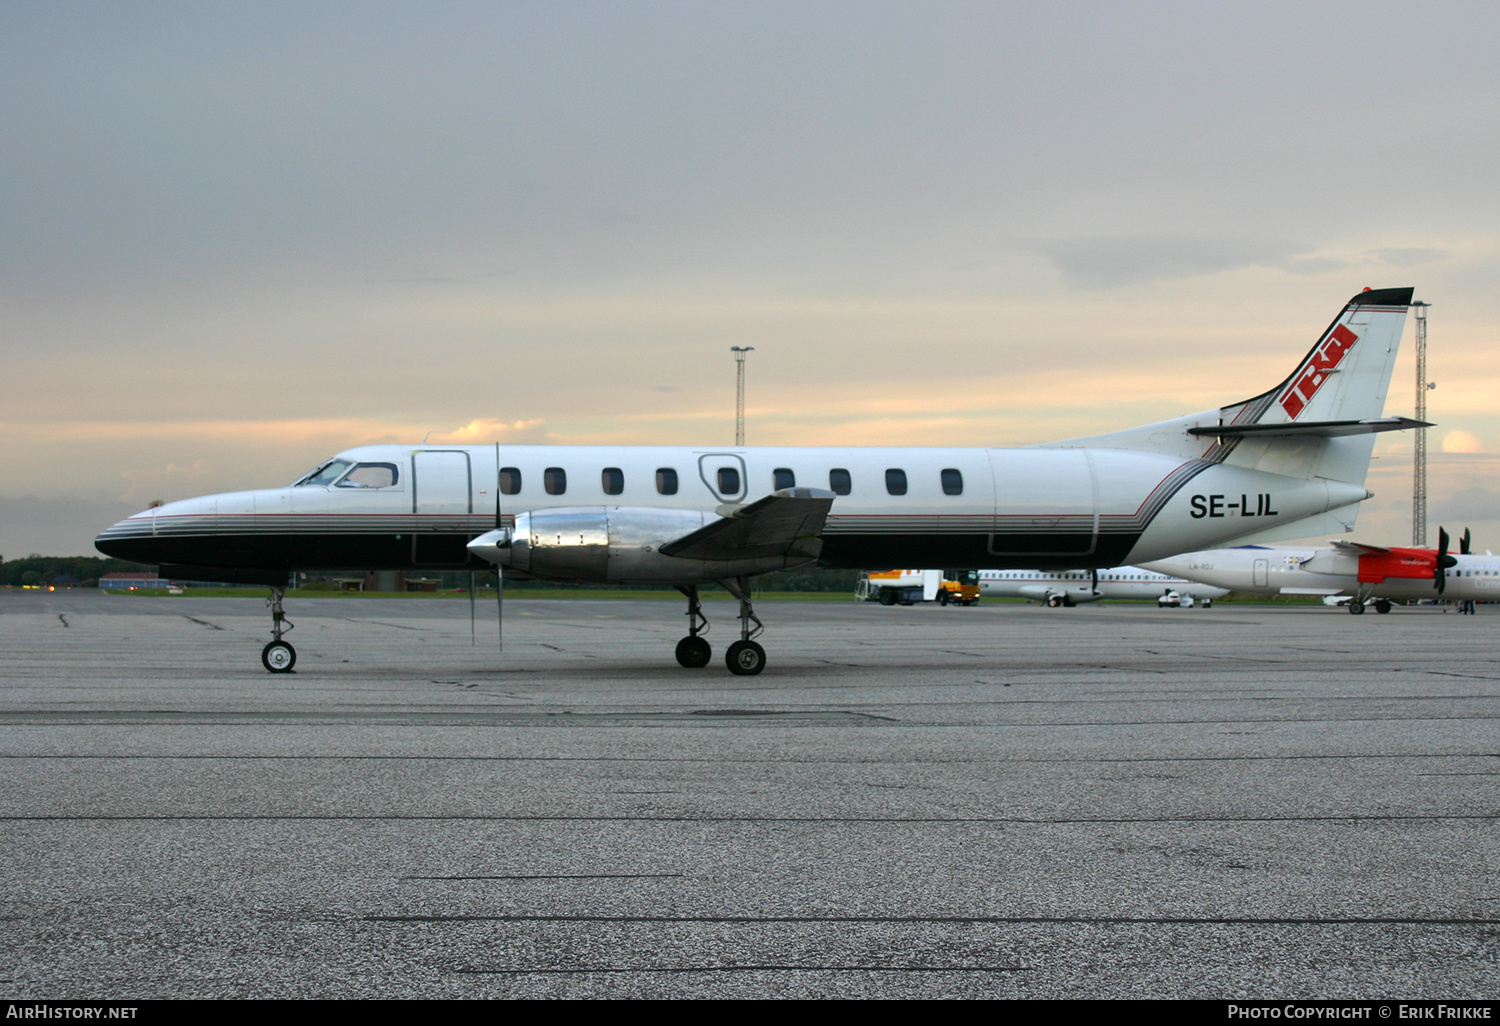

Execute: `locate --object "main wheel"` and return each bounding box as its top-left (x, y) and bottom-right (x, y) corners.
top-left (1348, 600), bottom-right (1365, 615)
top-left (261, 640), bottom-right (296, 673)
top-left (1047, 595), bottom-right (1063, 608)
top-left (1374, 599), bottom-right (1391, 614)
top-left (675, 635), bottom-right (712, 668)
top-left (726, 639), bottom-right (766, 676)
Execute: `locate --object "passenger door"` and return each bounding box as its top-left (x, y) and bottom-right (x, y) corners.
top-left (412, 450), bottom-right (472, 565)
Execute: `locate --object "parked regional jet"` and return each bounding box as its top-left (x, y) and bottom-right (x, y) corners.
top-left (96, 287), bottom-right (1419, 674)
top-left (1142, 529), bottom-right (1493, 614)
top-left (979, 567), bottom-right (1229, 607)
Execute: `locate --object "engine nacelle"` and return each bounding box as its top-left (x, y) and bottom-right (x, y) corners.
top-left (467, 506), bottom-right (813, 584)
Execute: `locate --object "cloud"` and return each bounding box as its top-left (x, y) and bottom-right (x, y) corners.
top-left (1431, 485), bottom-right (1500, 526)
top-left (1370, 247), bottom-right (1448, 268)
top-left (0, 494), bottom-right (152, 559)
top-left (1281, 256), bottom-right (1351, 276)
top-left (429, 419), bottom-right (550, 444)
top-left (1030, 235), bottom-right (1305, 291)
top-left (119, 461), bottom-right (219, 504)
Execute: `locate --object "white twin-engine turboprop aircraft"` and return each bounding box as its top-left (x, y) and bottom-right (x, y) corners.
top-left (97, 287), bottom-right (1420, 675)
top-left (1141, 528), bottom-right (1496, 614)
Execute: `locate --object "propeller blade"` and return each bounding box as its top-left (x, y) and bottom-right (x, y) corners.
top-left (469, 571), bottom-right (476, 645)
top-left (1435, 527), bottom-right (1457, 593)
top-left (1462, 528), bottom-right (1472, 556)
top-left (497, 568), bottom-right (504, 653)
top-left (1090, 567), bottom-right (1099, 595)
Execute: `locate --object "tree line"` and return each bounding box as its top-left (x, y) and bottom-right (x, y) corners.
top-left (0, 555), bottom-right (154, 588)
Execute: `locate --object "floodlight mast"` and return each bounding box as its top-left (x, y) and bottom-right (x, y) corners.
top-left (731, 346), bottom-right (754, 446)
top-left (1411, 301), bottom-right (1432, 547)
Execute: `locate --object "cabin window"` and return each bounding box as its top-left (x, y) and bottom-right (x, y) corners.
top-left (885, 469), bottom-right (907, 496)
top-left (602, 467), bottom-right (624, 495)
top-left (829, 468), bottom-right (852, 495)
top-left (339, 463), bottom-right (398, 488)
top-left (773, 468), bottom-right (796, 490)
top-left (656, 468), bottom-right (678, 495)
top-left (717, 467), bottom-right (741, 495)
top-left (499, 467), bottom-right (522, 495)
top-left (941, 468), bottom-right (963, 496)
top-left (544, 467), bottom-right (567, 495)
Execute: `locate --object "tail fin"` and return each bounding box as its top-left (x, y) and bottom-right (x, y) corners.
top-left (1044, 287), bottom-right (1414, 486)
top-left (1198, 286), bottom-right (1414, 490)
top-left (1202, 286), bottom-right (1414, 456)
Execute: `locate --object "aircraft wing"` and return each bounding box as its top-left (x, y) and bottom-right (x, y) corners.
top-left (659, 488), bottom-right (835, 562)
top-left (1328, 539), bottom-right (1391, 555)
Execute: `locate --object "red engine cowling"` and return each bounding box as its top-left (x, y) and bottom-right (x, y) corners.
top-left (1357, 547), bottom-right (1437, 584)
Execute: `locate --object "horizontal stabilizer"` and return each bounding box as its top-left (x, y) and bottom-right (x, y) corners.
top-left (660, 488), bottom-right (834, 562)
top-left (1187, 417), bottom-right (1430, 440)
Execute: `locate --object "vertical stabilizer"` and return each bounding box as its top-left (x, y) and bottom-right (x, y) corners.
top-left (1043, 287), bottom-right (1413, 492)
top-left (1203, 287), bottom-right (1412, 486)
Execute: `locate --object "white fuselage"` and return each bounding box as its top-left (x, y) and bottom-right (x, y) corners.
top-left (95, 442), bottom-right (1372, 581)
top-left (1141, 547), bottom-right (1500, 602)
top-left (979, 567), bottom-right (1229, 604)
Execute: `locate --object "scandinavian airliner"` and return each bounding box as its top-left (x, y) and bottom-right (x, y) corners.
top-left (1142, 528), bottom-right (1492, 614)
top-left (978, 567), bottom-right (1229, 606)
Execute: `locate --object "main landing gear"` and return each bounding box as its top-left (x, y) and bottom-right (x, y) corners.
top-left (1346, 589), bottom-right (1392, 615)
top-left (1350, 588), bottom-right (1392, 612)
top-left (674, 586), bottom-right (712, 668)
top-left (720, 577), bottom-right (766, 676)
top-left (672, 579), bottom-right (768, 675)
top-left (261, 585), bottom-right (296, 673)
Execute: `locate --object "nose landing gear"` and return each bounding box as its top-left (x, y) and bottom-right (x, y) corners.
top-left (261, 585), bottom-right (296, 673)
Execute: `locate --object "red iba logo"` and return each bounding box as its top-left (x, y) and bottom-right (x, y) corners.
top-left (1279, 323), bottom-right (1359, 418)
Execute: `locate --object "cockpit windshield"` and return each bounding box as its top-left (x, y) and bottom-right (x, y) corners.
top-left (294, 459), bottom-right (354, 487)
top-left (338, 463), bottom-right (398, 488)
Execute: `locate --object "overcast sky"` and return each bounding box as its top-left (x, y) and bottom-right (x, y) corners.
top-left (4, 1), bottom-right (1499, 557)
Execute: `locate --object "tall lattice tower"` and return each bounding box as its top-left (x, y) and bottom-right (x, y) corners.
top-left (731, 346), bottom-right (754, 446)
top-left (1411, 301), bottom-right (1431, 546)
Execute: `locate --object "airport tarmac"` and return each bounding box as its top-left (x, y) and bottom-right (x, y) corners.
top-left (2, 589), bottom-right (1497, 999)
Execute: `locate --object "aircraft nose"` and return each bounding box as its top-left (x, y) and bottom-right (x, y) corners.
top-left (95, 509), bottom-right (158, 560)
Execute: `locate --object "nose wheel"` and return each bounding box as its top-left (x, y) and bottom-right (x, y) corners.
top-left (262, 640), bottom-right (296, 672)
top-left (262, 584), bottom-right (297, 672)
